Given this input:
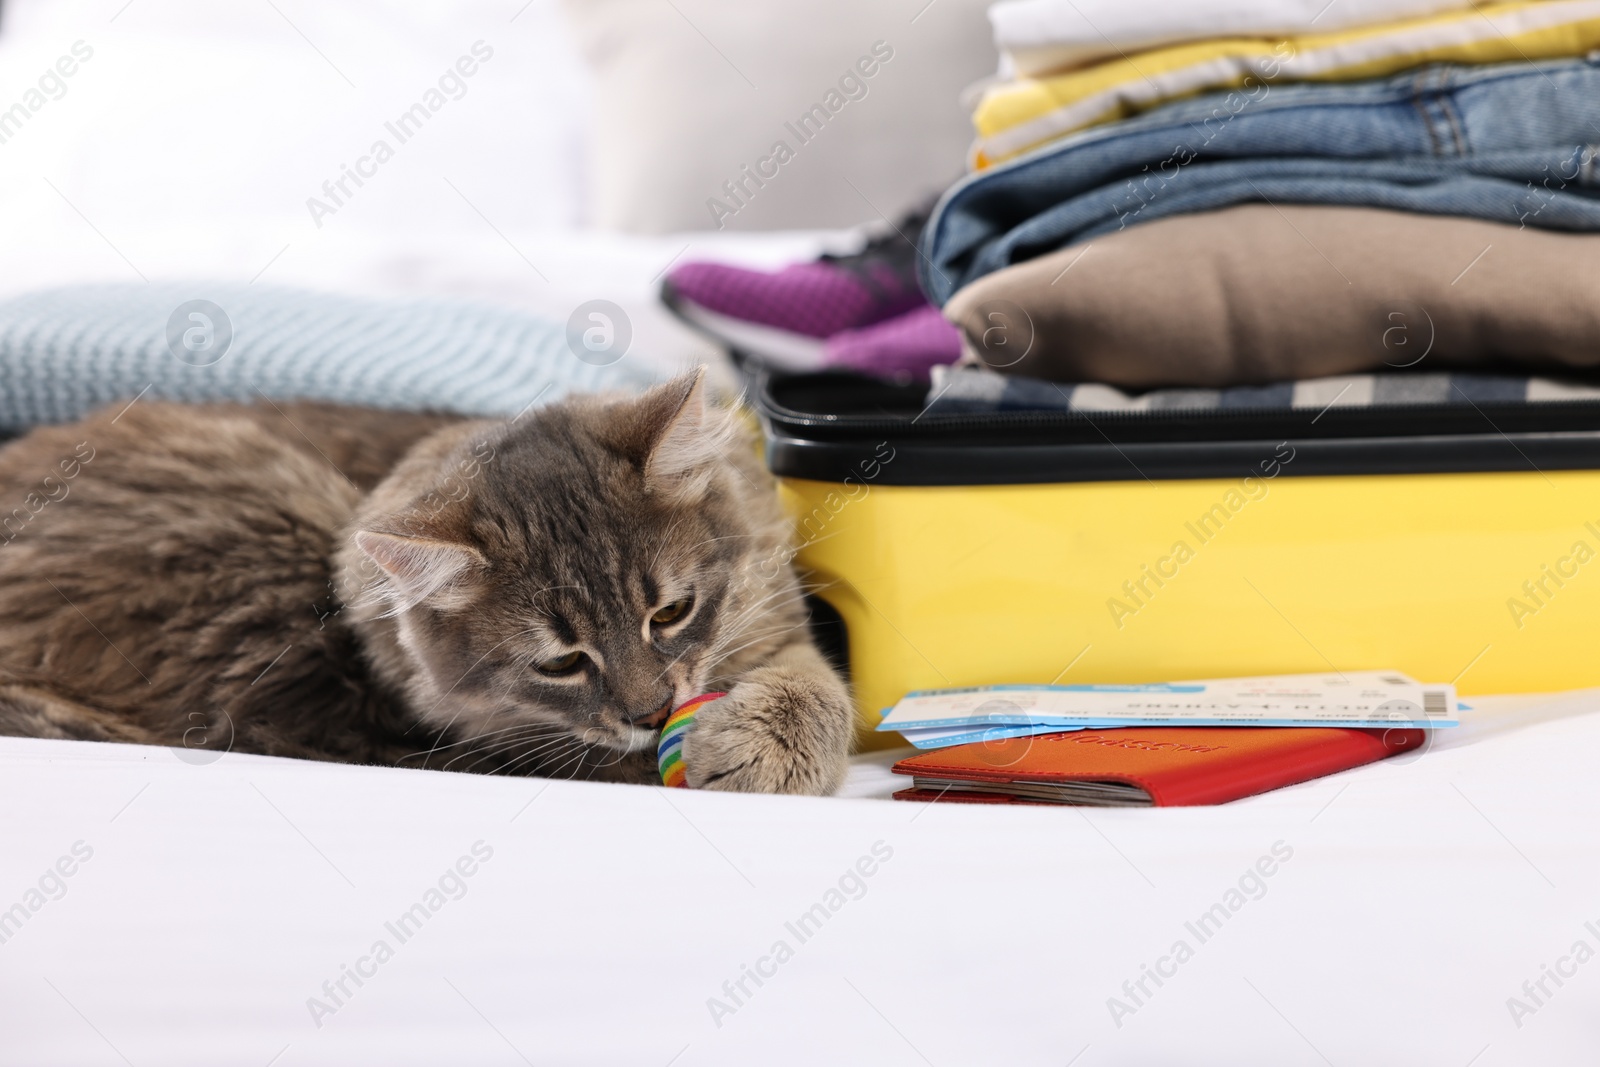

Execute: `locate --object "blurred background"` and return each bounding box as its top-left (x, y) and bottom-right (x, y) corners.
top-left (0, 0), bottom-right (994, 378)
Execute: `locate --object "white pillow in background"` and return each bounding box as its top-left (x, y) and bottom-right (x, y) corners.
top-left (561, 0), bottom-right (994, 234)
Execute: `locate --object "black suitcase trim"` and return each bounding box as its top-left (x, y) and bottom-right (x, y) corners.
top-left (757, 372), bottom-right (1600, 486)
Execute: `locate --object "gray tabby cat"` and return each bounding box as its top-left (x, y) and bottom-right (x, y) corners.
top-left (0, 369), bottom-right (856, 793)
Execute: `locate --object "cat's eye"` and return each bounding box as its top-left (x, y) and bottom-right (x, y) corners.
top-left (651, 598), bottom-right (693, 626)
top-left (535, 651), bottom-right (585, 676)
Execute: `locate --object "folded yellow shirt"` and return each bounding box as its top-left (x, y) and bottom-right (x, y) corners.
top-left (974, 0), bottom-right (1600, 168)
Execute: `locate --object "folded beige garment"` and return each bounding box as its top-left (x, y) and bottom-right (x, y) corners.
top-left (944, 205), bottom-right (1600, 387)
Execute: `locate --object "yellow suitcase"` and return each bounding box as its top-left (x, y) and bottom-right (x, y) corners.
top-left (758, 372), bottom-right (1600, 748)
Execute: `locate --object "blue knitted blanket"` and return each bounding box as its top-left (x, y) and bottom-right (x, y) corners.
top-left (0, 285), bottom-right (650, 431)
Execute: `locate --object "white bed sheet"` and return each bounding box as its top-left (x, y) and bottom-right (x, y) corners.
top-left (2, 689), bottom-right (1597, 1064)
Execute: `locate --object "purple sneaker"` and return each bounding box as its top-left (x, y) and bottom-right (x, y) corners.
top-left (661, 225), bottom-right (930, 371)
top-left (822, 304), bottom-right (962, 383)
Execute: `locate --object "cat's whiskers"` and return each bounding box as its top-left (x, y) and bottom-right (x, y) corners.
top-left (712, 583), bottom-right (802, 636)
top-left (703, 625), bottom-right (808, 678)
top-left (492, 732), bottom-right (585, 777)
top-left (555, 741), bottom-right (593, 781)
top-left (399, 718), bottom-right (550, 766)
top-left (708, 618), bottom-right (804, 652)
top-left (706, 598), bottom-right (797, 650)
top-left (648, 609), bottom-right (798, 688)
top-left (583, 741), bottom-right (633, 780)
top-left (457, 729), bottom-right (576, 776)
top-left (477, 717), bottom-right (574, 749)
top-left (504, 734), bottom-right (589, 779)
top-left (790, 571), bottom-right (843, 596)
top-left (695, 587), bottom-right (803, 658)
top-left (439, 722), bottom-right (567, 773)
top-left (672, 598), bottom-right (800, 687)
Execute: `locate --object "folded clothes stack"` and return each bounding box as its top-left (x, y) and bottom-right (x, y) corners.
top-left (663, 0), bottom-right (1600, 393)
top-left (932, 0), bottom-right (1600, 389)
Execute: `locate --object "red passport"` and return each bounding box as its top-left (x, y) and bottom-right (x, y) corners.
top-left (891, 726), bottom-right (1422, 807)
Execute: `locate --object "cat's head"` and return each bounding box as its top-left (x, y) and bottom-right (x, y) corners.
top-left (347, 369), bottom-right (786, 765)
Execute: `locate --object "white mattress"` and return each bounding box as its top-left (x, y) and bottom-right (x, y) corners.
top-left (4, 688), bottom-right (1598, 1064)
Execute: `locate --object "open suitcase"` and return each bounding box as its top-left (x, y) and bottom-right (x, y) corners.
top-left (756, 368), bottom-right (1600, 748)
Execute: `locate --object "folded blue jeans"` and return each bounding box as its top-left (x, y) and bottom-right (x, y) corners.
top-left (921, 58), bottom-right (1600, 304)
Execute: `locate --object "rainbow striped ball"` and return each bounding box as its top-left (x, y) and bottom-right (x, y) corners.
top-left (658, 692), bottom-right (726, 788)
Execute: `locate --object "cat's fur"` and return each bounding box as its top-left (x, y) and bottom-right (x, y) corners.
top-left (0, 371), bottom-right (855, 793)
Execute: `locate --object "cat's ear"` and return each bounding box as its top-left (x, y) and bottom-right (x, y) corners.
top-left (354, 530), bottom-right (486, 613)
top-left (645, 366), bottom-right (709, 481)
top-left (612, 367), bottom-right (712, 481)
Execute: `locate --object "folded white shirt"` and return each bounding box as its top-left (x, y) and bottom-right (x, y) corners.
top-left (989, 0), bottom-right (1497, 76)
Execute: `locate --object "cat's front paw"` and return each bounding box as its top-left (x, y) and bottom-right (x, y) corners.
top-left (682, 671), bottom-right (852, 796)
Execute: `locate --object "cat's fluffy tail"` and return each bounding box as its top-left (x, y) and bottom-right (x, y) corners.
top-left (0, 679), bottom-right (154, 744)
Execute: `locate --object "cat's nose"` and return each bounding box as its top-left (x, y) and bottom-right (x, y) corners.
top-left (632, 697), bottom-right (673, 730)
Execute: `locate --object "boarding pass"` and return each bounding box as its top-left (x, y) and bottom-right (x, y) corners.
top-left (877, 671), bottom-right (1459, 732)
top-left (885, 718), bottom-right (1078, 749)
